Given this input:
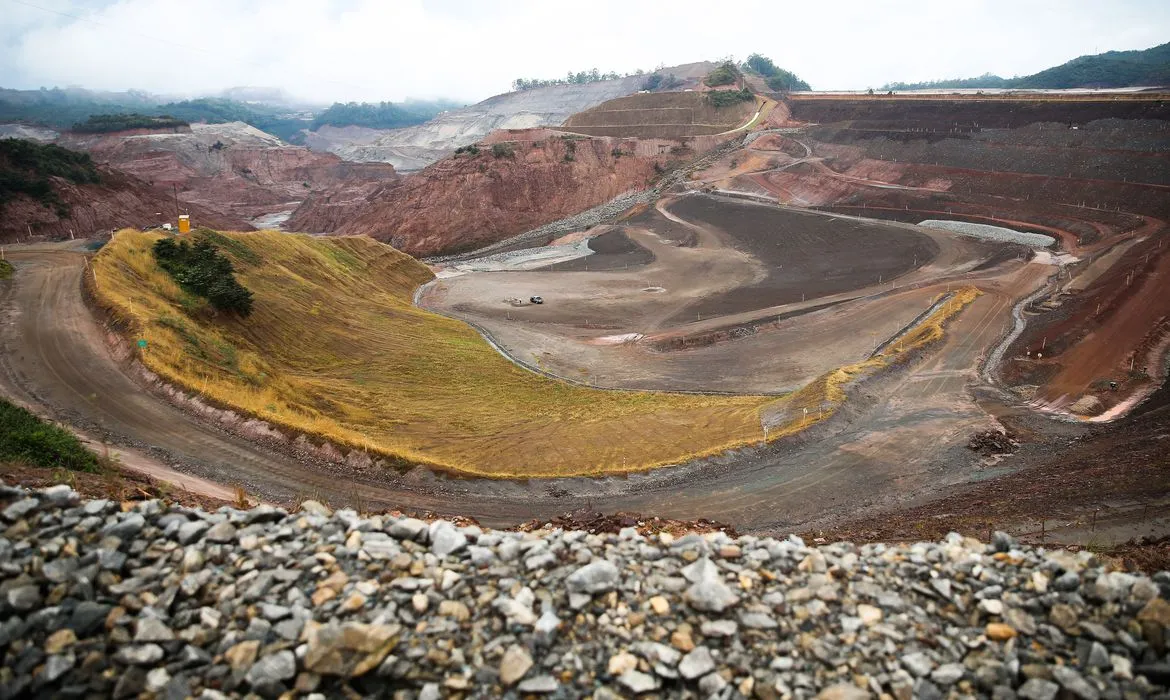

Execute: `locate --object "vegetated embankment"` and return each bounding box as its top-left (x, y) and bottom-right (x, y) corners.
top-left (90, 229), bottom-right (777, 478)
top-left (563, 91), bottom-right (758, 139)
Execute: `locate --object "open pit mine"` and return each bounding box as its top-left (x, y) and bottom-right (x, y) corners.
top-left (2, 41), bottom-right (1170, 699)
top-left (2, 81), bottom-right (1166, 541)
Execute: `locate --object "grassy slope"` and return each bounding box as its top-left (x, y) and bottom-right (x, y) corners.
top-left (92, 230), bottom-right (777, 477)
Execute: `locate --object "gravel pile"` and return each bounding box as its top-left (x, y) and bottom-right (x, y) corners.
top-left (918, 220), bottom-right (1056, 248)
top-left (3, 482), bottom-right (1170, 699)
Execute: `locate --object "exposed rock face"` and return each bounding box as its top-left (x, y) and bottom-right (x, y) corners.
top-left (289, 134), bottom-right (670, 256)
top-left (59, 122), bottom-right (396, 223)
top-left (307, 61), bottom-right (716, 170)
top-left (0, 165), bottom-right (251, 242)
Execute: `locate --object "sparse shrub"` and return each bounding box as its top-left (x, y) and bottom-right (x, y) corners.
top-left (706, 88), bottom-right (755, 108)
top-left (491, 143), bottom-right (515, 159)
top-left (0, 397), bottom-right (99, 472)
top-left (611, 148), bottom-right (624, 158)
top-left (705, 61), bottom-right (739, 87)
top-left (0, 259), bottom-right (13, 279)
top-left (563, 153), bottom-right (575, 162)
top-left (454, 144), bottom-right (480, 156)
top-left (153, 236), bottom-right (254, 316)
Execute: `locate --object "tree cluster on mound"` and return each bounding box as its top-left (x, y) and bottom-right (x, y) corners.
top-left (71, 113), bottom-right (189, 133)
top-left (742, 54), bottom-right (811, 92)
top-left (704, 61), bottom-right (740, 87)
top-left (641, 72), bottom-right (684, 91)
top-left (707, 88), bottom-right (755, 108)
top-left (152, 236), bottom-right (254, 316)
top-left (0, 139), bottom-right (101, 216)
top-left (311, 99), bottom-right (460, 130)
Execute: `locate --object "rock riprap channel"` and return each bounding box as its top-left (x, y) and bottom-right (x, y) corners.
top-left (2, 483), bottom-right (1169, 699)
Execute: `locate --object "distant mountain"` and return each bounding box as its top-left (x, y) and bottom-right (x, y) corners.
top-left (883, 42), bottom-right (1170, 91)
top-left (0, 87), bottom-right (462, 143)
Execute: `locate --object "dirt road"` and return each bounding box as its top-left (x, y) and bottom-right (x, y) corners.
top-left (0, 241), bottom-right (1043, 532)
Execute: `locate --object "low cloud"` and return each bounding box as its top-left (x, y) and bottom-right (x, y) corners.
top-left (3, 0), bottom-right (1168, 103)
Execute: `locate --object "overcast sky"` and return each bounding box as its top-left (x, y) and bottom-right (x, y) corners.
top-left (3, 0), bottom-right (1168, 104)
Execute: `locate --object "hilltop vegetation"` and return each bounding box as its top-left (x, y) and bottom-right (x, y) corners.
top-left (71, 113), bottom-right (189, 133)
top-left (0, 139), bottom-right (100, 216)
top-left (311, 99), bottom-right (461, 130)
top-left (883, 41), bottom-right (1170, 90)
top-left (704, 61), bottom-right (740, 87)
top-left (93, 229), bottom-right (777, 477)
top-left (511, 69), bottom-right (627, 92)
top-left (742, 53), bottom-right (811, 91)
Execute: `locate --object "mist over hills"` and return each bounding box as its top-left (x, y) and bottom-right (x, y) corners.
top-left (883, 41), bottom-right (1170, 91)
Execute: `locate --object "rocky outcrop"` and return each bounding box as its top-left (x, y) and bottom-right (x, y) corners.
top-left (289, 135), bottom-right (670, 257)
top-left (58, 122), bottom-right (397, 223)
top-left (307, 62), bottom-right (717, 171)
top-left (3, 481), bottom-right (1168, 698)
top-left (0, 165), bottom-right (251, 242)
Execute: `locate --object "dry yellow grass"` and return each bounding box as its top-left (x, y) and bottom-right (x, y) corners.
top-left (92, 229), bottom-right (784, 477)
top-left (761, 287), bottom-right (981, 438)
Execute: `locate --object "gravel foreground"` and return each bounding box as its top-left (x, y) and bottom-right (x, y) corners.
top-left (3, 484), bottom-right (1170, 699)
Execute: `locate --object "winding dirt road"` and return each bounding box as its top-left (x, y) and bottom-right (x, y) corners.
top-left (0, 234), bottom-right (1042, 532)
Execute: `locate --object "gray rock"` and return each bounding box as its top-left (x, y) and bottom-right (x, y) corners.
top-left (685, 567), bottom-right (739, 612)
top-left (931, 663), bottom-right (965, 685)
top-left (699, 671), bottom-right (728, 695)
top-left (678, 646), bottom-right (715, 680)
top-left (41, 557), bottom-right (78, 583)
top-left (700, 620), bottom-right (738, 637)
top-left (902, 652), bottom-right (935, 677)
top-left (430, 521), bottom-right (468, 557)
top-left (3, 497), bottom-right (38, 521)
top-left (389, 517), bottom-right (427, 541)
top-left (134, 616), bottom-right (175, 642)
top-left (40, 485), bottom-right (78, 506)
top-left (1052, 666), bottom-right (1099, 700)
top-left (566, 560), bottom-right (620, 594)
top-left (991, 531), bottom-right (1015, 552)
top-left (103, 513), bottom-right (145, 539)
top-left (245, 650), bottom-right (296, 688)
top-left (740, 612), bottom-right (778, 629)
top-left (517, 675), bottom-right (559, 693)
top-left (618, 669), bottom-right (660, 693)
top-left (7, 585), bottom-right (40, 611)
top-left (1018, 678), bottom-right (1060, 700)
top-left (116, 643), bottom-right (165, 665)
top-left (204, 521), bottom-right (237, 543)
top-left (176, 520), bottom-right (210, 545)
top-left (39, 653), bottom-right (75, 683)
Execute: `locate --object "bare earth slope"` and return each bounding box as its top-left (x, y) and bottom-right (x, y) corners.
top-left (306, 62), bottom-right (716, 170)
top-left (0, 164), bottom-right (251, 242)
top-left (59, 122), bottom-right (397, 224)
top-left (290, 135), bottom-right (670, 256)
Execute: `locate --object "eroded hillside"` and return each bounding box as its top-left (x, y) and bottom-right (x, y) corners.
top-left (289, 135), bottom-right (678, 256)
top-left (58, 122), bottom-right (397, 225)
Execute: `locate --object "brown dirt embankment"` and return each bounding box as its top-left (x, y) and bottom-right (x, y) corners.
top-left (0, 165), bottom-right (251, 242)
top-left (292, 135), bottom-right (670, 257)
top-left (564, 91), bottom-right (756, 138)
